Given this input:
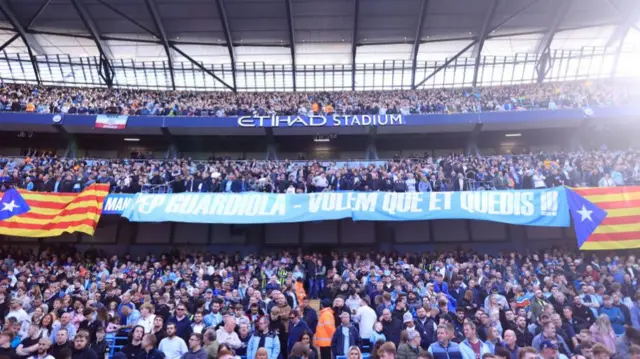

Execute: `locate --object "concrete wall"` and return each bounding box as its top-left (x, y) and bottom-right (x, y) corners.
top-left (1, 216), bottom-right (577, 256)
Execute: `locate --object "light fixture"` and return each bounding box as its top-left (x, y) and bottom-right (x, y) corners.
top-left (314, 138), bottom-right (330, 143)
top-left (124, 138), bottom-right (140, 142)
top-left (504, 133), bottom-right (521, 137)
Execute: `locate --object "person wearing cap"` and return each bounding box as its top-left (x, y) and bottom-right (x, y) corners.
top-left (532, 322), bottom-right (572, 357)
top-left (330, 311), bottom-right (359, 358)
top-left (539, 339), bottom-right (568, 359)
top-left (460, 320), bottom-right (490, 359)
top-left (397, 330), bottom-right (425, 359)
top-left (314, 299), bottom-right (335, 359)
top-left (403, 312), bottom-right (417, 334)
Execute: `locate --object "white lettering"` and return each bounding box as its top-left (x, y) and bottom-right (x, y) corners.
top-left (355, 193), bottom-right (378, 212)
top-left (332, 115), bottom-right (342, 126)
top-left (237, 117), bottom-right (254, 127)
top-left (192, 195), bottom-right (211, 216)
top-left (390, 114), bottom-right (403, 125)
top-left (429, 192), bottom-right (442, 211)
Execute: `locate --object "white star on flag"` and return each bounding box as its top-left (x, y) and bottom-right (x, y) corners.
top-left (1, 200), bottom-right (19, 212)
top-left (576, 205), bottom-right (593, 222)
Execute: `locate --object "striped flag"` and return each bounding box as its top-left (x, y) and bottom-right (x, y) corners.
top-left (515, 292), bottom-right (533, 311)
top-left (573, 186), bottom-right (640, 250)
top-left (0, 184), bottom-right (109, 238)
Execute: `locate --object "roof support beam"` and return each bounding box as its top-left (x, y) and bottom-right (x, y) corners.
top-left (410, 0), bottom-right (428, 89)
top-left (171, 45), bottom-right (235, 91)
top-left (535, 0), bottom-right (572, 55)
top-left (95, 0), bottom-right (157, 36)
top-left (143, 0), bottom-right (176, 90)
top-left (471, 0), bottom-right (499, 87)
top-left (351, 0), bottom-right (360, 90)
top-left (0, 0), bottom-right (42, 83)
top-left (27, 0), bottom-right (52, 29)
top-left (0, 33), bottom-right (18, 52)
top-left (215, 0), bottom-right (237, 92)
top-left (69, 0), bottom-right (115, 87)
top-left (606, 2), bottom-right (640, 48)
top-left (535, 0), bottom-right (572, 83)
top-left (414, 40), bottom-right (476, 89)
top-left (606, 1), bottom-right (640, 78)
top-left (284, 0), bottom-right (296, 91)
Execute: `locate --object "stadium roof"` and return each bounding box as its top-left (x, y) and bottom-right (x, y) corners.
top-left (0, 0), bottom-right (637, 66)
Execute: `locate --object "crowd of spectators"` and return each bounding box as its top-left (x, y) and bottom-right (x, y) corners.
top-left (1, 150), bottom-right (639, 194)
top-left (0, 80), bottom-right (636, 117)
top-left (0, 245), bottom-right (636, 359)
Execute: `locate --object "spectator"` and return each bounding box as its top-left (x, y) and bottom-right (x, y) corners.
top-left (199, 330), bottom-right (218, 359)
top-left (137, 333), bottom-right (164, 359)
top-left (50, 328), bottom-right (72, 359)
top-left (183, 333), bottom-right (207, 359)
top-left (288, 309), bottom-right (311, 353)
top-left (158, 323), bottom-right (188, 359)
top-left (216, 318), bottom-right (241, 350)
top-left (427, 325), bottom-right (462, 359)
top-left (121, 325), bottom-right (145, 359)
top-left (589, 315), bottom-right (616, 355)
top-left (397, 330), bottom-right (424, 359)
top-left (460, 320), bottom-right (490, 359)
top-left (71, 333), bottom-right (97, 359)
top-left (330, 312), bottom-right (359, 358)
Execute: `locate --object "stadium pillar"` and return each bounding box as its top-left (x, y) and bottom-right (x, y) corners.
top-left (265, 128), bottom-right (278, 161)
top-left (465, 123), bottom-right (482, 157)
top-left (64, 137), bottom-right (78, 159)
top-left (365, 127), bottom-right (379, 160)
top-left (161, 127), bottom-right (178, 159)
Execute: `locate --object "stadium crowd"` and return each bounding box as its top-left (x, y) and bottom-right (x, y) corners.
top-left (0, 80), bottom-right (636, 117)
top-left (1, 150), bottom-right (639, 193)
top-left (0, 245), bottom-right (635, 359)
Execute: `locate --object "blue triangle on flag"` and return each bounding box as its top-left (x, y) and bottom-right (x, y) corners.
top-left (565, 188), bottom-right (607, 248)
top-left (0, 189), bottom-right (30, 221)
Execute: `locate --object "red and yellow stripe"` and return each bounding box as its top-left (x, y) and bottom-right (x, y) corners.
top-left (0, 184), bottom-right (109, 238)
top-left (574, 186), bottom-right (640, 250)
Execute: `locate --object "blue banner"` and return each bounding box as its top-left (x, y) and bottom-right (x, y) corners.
top-left (237, 114), bottom-right (404, 127)
top-left (102, 193), bottom-right (133, 215)
top-left (2, 106), bottom-right (639, 130)
top-left (118, 188), bottom-right (569, 226)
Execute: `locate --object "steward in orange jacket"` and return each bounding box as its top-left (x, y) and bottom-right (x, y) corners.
top-left (314, 300), bottom-right (336, 354)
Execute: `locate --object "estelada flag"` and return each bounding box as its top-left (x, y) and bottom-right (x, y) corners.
top-left (0, 183), bottom-right (109, 237)
top-left (572, 186), bottom-right (640, 250)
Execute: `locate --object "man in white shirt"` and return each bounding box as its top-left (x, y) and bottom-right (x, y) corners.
top-left (216, 317), bottom-right (242, 349)
top-left (159, 322), bottom-right (188, 359)
top-left (354, 299), bottom-right (377, 346)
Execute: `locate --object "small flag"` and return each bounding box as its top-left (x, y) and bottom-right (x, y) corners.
top-left (566, 188), bottom-right (607, 248)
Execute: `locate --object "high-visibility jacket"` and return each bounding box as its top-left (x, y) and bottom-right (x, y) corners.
top-left (295, 281), bottom-right (306, 304)
top-left (314, 307), bottom-right (336, 348)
